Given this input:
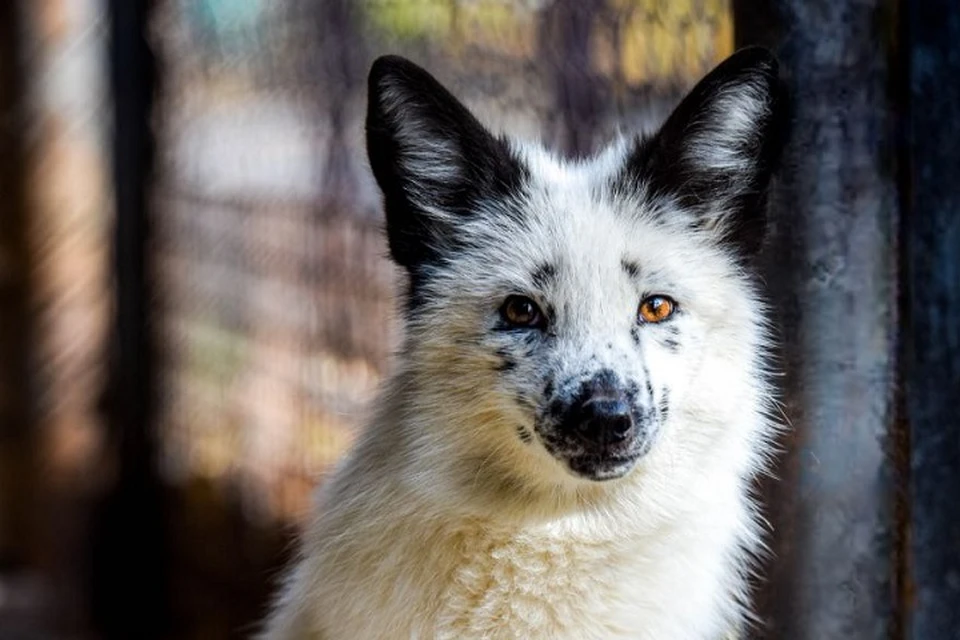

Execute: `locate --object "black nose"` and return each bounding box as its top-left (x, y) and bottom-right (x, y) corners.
top-left (577, 396), bottom-right (634, 446)
top-left (564, 372), bottom-right (635, 448)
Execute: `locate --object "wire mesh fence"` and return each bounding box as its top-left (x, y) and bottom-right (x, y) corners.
top-left (146, 3), bottom-right (732, 633)
top-left (151, 0), bottom-right (734, 524)
top-left (0, 2), bottom-right (112, 636)
top-left (4, 0), bottom-right (734, 636)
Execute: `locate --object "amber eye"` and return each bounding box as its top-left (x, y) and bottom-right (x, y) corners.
top-left (500, 295), bottom-right (545, 329)
top-left (638, 295), bottom-right (676, 324)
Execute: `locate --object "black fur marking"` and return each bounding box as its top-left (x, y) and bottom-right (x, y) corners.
top-left (658, 388), bottom-right (670, 421)
top-left (495, 353), bottom-right (517, 372)
top-left (611, 47), bottom-right (789, 258)
top-left (531, 263), bottom-right (557, 290)
top-left (621, 259), bottom-right (641, 279)
top-left (366, 55), bottom-right (530, 309)
top-left (638, 359), bottom-right (654, 405)
top-left (516, 425), bottom-right (533, 444)
top-left (544, 303), bottom-right (557, 324)
top-left (592, 369), bottom-right (619, 391)
top-left (537, 429), bottom-right (568, 455)
top-left (662, 338), bottom-right (680, 352)
top-left (515, 393), bottom-right (536, 412)
top-left (630, 325), bottom-right (642, 347)
top-left (493, 322), bottom-right (537, 336)
top-left (521, 330), bottom-right (540, 347)
top-left (544, 379), bottom-right (555, 399)
top-left (545, 398), bottom-right (566, 421)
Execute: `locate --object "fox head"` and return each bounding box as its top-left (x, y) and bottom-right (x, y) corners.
top-left (365, 50), bottom-right (787, 507)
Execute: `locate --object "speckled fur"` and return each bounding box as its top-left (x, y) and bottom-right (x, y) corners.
top-left (260, 49), bottom-right (787, 640)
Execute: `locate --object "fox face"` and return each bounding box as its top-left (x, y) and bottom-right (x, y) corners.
top-left (366, 50), bottom-right (786, 488)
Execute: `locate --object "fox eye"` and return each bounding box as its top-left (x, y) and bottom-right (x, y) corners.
top-left (500, 295), bottom-right (545, 329)
top-left (638, 295), bottom-right (676, 324)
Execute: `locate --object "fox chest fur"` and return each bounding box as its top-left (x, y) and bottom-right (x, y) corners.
top-left (285, 479), bottom-right (747, 640)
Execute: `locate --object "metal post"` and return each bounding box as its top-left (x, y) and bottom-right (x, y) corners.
top-left (538, 0), bottom-right (606, 158)
top-left (0, 0), bottom-right (38, 573)
top-left (90, 1), bottom-right (169, 637)
top-left (904, 1), bottom-right (960, 637)
top-left (733, 1), bottom-right (903, 637)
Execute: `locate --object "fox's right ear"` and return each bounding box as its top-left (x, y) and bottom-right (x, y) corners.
top-left (366, 55), bottom-right (527, 270)
top-left (620, 47), bottom-right (788, 257)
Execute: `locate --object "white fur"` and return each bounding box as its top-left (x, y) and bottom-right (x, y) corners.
top-left (377, 81), bottom-right (464, 215)
top-left (261, 81), bottom-right (780, 640)
top-left (685, 79), bottom-right (771, 174)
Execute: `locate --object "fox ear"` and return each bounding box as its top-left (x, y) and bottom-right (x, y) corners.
top-left (366, 55), bottom-right (527, 269)
top-left (623, 47), bottom-right (788, 256)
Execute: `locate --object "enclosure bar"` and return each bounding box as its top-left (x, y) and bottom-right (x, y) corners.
top-left (0, 0), bottom-right (39, 572)
top-left (733, 1), bottom-right (903, 637)
top-left (903, 1), bottom-right (960, 637)
top-left (90, 1), bottom-right (169, 637)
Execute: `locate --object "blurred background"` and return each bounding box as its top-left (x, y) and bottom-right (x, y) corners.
top-left (0, 1), bottom-right (957, 639)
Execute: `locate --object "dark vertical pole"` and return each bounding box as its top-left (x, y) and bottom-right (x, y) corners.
top-left (733, 1), bottom-right (902, 638)
top-left (538, 0), bottom-right (606, 158)
top-left (904, 1), bottom-right (960, 637)
top-left (314, 0), bottom-right (364, 207)
top-left (91, 0), bottom-right (169, 637)
top-left (0, 0), bottom-right (38, 572)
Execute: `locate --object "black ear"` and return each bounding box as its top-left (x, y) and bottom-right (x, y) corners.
top-left (623, 47), bottom-right (788, 256)
top-left (366, 55), bottom-right (527, 269)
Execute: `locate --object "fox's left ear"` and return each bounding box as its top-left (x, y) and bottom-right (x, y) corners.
top-left (623, 47), bottom-right (789, 256)
top-left (366, 55), bottom-right (527, 271)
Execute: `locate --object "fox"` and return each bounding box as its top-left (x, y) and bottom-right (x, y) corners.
top-left (260, 47), bottom-right (788, 639)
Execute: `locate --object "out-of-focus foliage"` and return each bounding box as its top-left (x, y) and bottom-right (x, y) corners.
top-left (150, 0), bottom-right (735, 526)
top-left (363, 0), bottom-right (732, 84)
top-left (3, 0), bottom-right (733, 635)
